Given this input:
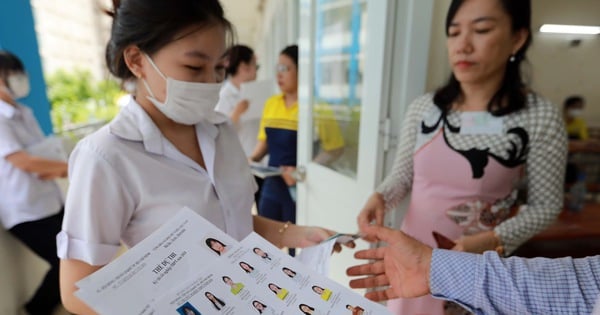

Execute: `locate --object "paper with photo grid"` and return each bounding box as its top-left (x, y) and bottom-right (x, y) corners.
top-left (74, 207), bottom-right (390, 315)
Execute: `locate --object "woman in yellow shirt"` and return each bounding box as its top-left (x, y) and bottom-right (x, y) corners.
top-left (564, 95), bottom-right (588, 140)
top-left (250, 46), bottom-right (344, 256)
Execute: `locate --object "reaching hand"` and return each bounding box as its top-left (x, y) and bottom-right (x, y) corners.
top-left (231, 99), bottom-right (250, 123)
top-left (280, 166), bottom-right (297, 186)
top-left (286, 225), bottom-right (355, 253)
top-left (356, 193), bottom-right (386, 240)
top-left (346, 225), bottom-right (432, 301)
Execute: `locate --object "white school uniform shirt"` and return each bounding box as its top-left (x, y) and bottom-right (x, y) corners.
top-left (57, 98), bottom-right (255, 265)
top-left (215, 80), bottom-right (261, 158)
top-left (0, 100), bottom-right (63, 229)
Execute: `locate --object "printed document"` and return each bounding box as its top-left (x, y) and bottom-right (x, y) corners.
top-left (74, 207), bottom-right (391, 315)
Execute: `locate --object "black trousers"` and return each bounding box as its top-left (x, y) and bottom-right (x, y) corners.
top-left (9, 210), bottom-right (64, 315)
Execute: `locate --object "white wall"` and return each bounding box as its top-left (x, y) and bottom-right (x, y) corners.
top-left (30, 0), bottom-right (112, 80)
top-left (529, 0), bottom-right (600, 125)
top-left (426, 0), bottom-right (600, 127)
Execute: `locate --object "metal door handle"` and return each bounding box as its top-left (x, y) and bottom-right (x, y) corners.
top-left (293, 166), bottom-right (306, 182)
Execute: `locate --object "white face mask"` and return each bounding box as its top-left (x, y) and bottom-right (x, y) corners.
top-left (7, 73), bottom-right (30, 99)
top-left (567, 109), bottom-right (583, 118)
top-left (142, 54), bottom-right (223, 125)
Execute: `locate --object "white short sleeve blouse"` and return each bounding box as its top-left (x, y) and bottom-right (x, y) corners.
top-left (0, 100), bottom-right (63, 229)
top-left (57, 99), bottom-right (255, 265)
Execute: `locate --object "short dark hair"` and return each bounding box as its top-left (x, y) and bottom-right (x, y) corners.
top-left (564, 95), bottom-right (584, 108)
top-left (433, 0), bottom-right (533, 116)
top-left (280, 45), bottom-right (298, 67)
top-left (0, 50), bottom-right (25, 84)
top-left (225, 45), bottom-right (254, 77)
top-left (104, 0), bottom-right (233, 80)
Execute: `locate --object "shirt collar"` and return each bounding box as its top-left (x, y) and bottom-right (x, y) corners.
top-left (109, 97), bottom-right (222, 155)
top-left (0, 99), bottom-right (20, 119)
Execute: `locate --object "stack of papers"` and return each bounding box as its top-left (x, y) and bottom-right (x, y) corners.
top-left (74, 208), bottom-right (390, 315)
top-left (249, 163), bottom-right (282, 179)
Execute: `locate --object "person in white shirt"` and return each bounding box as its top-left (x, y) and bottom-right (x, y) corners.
top-left (57, 1), bottom-right (350, 314)
top-left (0, 50), bottom-right (68, 315)
top-left (215, 45), bottom-right (264, 207)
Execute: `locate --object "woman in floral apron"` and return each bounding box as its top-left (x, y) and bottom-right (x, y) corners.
top-left (357, 0), bottom-right (567, 314)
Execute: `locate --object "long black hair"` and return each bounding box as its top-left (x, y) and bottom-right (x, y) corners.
top-left (225, 45), bottom-right (254, 77)
top-left (433, 0), bottom-right (532, 116)
top-left (104, 0), bottom-right (233, 80)
top-left (204, 291), bottom-right (226, 310)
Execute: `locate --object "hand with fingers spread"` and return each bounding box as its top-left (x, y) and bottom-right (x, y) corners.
top-left (346, 225), bottom-right (432, 301)
top-left (356, 193), bottom-right (386, 239)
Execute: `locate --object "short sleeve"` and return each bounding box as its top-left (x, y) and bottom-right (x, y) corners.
top-left (0, 122), bottom-right (24, 158)
top-left (57, 140), bottom-right (135, 265)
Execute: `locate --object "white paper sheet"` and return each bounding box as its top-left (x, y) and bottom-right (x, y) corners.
top-left (153, 232), bottom-right (390, 315)
top-left (75, 207), bottom-right (238, 315)
top-left (249, 162), bottom-right (282, 178)
top-left (75, 208), bottom-right (391, 315)
top-left (239, 80), bottom-right (274, 121)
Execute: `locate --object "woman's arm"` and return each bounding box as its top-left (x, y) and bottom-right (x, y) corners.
top-left (250, 140), bottom-right (268, 162)
top-left (494, 100), bottom-right (568, 254)
top-left (252, 215), bottom-right (336, 249)
top-left (60, 259), bottom-right (103, 315)
top-left (230, 99), bottom-right (249, 125)
top-left (5, 150), bottom-right (68, 179)
top-left (357, 96), bottom-right (428, 231)
top-left (374, 96), bottom-right (427, 211)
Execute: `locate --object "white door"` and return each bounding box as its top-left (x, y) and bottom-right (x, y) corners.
top-left (296, 0), bottom-right (434, 285)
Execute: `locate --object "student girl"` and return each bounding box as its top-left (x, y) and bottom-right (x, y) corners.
top-left (57, 1), bottom-right (346, 313)
top-left (215, 45), bottom-right (264, 207)
top-left (0, 50), bottom-right (68, 315)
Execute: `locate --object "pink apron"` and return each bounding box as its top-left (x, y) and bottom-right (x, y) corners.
top-left (387, 130), bottom-right (522, 315)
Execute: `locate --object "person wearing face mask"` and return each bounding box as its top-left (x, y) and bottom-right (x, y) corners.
top-left (563, 95), bottom-right (588, 141)
top-left (0, 50), bottom-right (68, 315)
top-left (57, 2), bottom-right (352, 314)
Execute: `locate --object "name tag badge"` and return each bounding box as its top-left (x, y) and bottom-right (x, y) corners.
top-left (460, 112), bottom-right (503, 135)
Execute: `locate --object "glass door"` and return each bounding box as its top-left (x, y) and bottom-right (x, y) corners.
top-left (297, 0), bottom-right (435, 285)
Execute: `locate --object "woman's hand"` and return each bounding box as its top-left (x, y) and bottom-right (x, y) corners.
top-left (280, 166), bottom-right (297, 186)
top-left (356, 193), bottom-right (386, 239)
top-left (283, 224), bottom-right (355, 253)
top-left (230, 99), bottom-right (249, 123)
top-left (452, 230), bottom-right (503, 254)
